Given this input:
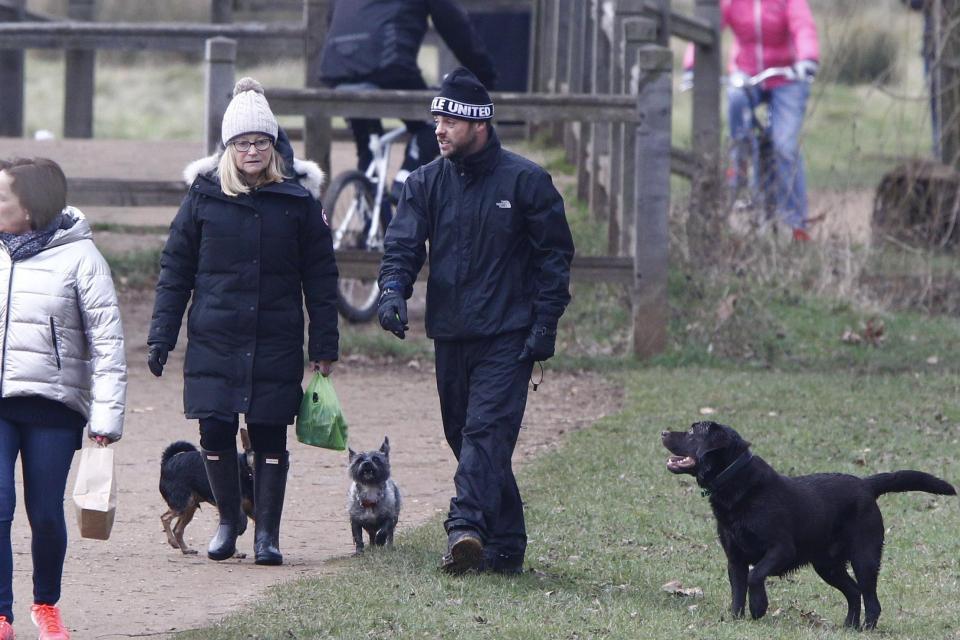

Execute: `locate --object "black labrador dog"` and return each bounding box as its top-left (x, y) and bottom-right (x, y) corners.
top-left (661, 420), bottom-right (956, 630)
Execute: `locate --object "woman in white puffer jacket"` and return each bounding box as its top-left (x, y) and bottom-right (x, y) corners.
top-left (0, 157), bottom-right (126, 639)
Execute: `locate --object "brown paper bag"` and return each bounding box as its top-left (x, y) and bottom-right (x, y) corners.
top-left (72, 446), bottom-right (117, 540)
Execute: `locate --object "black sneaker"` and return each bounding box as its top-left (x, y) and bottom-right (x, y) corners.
top-left (440, 529), bottom-right (484, 575)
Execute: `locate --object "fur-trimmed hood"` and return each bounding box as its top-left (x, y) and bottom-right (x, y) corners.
top-left (182, 152), bottom-right (325, 201)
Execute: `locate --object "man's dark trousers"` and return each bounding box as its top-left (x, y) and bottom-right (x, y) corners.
top-left (435, 330), bottom-right (533, 564)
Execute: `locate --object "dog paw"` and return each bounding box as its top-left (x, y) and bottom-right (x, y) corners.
top-left (182, 549), bottom-right (198, 555)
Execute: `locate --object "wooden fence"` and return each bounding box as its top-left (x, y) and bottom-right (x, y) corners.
top-left (0, 0), bottom-right (725, 359)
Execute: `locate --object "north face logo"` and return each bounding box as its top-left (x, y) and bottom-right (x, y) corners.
top-left (496, 200), bottom-right (512, 209)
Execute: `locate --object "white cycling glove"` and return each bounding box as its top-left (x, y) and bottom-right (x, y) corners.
top-left (793, 59), bottom-right (819, 83)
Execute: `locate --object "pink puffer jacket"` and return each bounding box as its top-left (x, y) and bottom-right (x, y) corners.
top-left (686, 0), bottom-right (820, 88)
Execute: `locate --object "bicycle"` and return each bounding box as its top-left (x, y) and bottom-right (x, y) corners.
top-left (323, 125), bottom-right (408, 322)
top-left (725, 66), bottom-right (801, 232)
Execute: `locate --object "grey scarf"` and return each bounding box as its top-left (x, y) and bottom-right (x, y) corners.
top-left (0, 213), bottom-right (65, 262)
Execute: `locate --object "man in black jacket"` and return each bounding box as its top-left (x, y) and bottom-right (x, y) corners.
top-left (377, 68), bottom-right (574, 575)
top-left (319, 0), bottom-right (497, 197)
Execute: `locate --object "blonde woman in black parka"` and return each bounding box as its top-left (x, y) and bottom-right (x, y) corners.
top-left (148, 78), bottom-right (339, 565)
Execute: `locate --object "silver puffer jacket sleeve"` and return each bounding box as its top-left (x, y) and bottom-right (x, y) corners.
top-left (76, 246), bottom-right (127, 441)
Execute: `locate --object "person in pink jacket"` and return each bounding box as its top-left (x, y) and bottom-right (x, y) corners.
top-left (687, 0), bottom-right (820, 240)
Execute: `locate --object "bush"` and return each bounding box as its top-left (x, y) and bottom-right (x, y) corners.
top-left (823, 23), bottom-right (900, 86)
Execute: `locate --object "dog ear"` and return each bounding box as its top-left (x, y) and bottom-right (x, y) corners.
top-left (380, 436), bottom-right (390, 456)
top-left (348, 448), bottom-right (357, 462)
top-left (695, 423), bottom-right (733, 459)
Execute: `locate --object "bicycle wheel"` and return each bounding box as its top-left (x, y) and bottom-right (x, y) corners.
top-left (324, 170), bottom-right (383, 323)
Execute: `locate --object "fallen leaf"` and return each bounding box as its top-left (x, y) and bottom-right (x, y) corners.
top-left (699, 407), bottom-right (716, 415)
top-left (927, 355), bottom-right (939, 365)
top-left (841, 328), bottom-right (862, 345)
top-left (661, 580), bottom-right (703, 597)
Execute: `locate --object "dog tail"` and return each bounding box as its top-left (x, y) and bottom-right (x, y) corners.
top-left (161, 441), bottom-right (198, 467)
top-left (866, 471), bottom-right (957, 498)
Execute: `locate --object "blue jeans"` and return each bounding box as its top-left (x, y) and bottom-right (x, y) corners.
top-left (728, 79), bottom-right (810, 230)
top-left (0, 417), bottom-right (78, 622)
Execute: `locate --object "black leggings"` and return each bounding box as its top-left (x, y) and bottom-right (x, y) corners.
top-left (199, 416), bottom-right (287, 454)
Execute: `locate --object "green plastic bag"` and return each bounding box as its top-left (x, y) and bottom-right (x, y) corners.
top-left (295, 373), bottom-right (348, 450)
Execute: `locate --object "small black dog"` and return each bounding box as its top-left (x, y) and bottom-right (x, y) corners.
top-left (348, 436), bottom-right (401, 555)
top-left (661, 420), bottom-right (956, 630)
top-left (159, 429), bottom-right (255, 555)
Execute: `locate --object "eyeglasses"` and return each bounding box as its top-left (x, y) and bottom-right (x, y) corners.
top-left (232, 138), bottom-right (273, 152)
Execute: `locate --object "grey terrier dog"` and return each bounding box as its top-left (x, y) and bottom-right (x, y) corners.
top-left (348, 436), bottom-right (401, 555)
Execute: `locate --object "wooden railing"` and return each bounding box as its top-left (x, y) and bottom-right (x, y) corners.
top-left (0, 0), bottom-right (725, 358)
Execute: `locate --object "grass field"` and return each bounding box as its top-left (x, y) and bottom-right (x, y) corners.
top-left (177, 362), bottom-right (960, 640)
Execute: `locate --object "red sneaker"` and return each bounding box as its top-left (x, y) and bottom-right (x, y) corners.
top-left (31, 604), bottom-right (69, 640)
top-left (792, 228), bottom-right (811, 242)
top-left (0, 615), bottom-right (13, 640)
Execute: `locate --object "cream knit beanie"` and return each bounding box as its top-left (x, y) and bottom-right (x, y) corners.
top-left (221, 77), bottom-right (279, 146)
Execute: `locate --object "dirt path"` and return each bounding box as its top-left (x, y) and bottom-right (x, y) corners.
top-left (8, 291), bottom-right (622, 639)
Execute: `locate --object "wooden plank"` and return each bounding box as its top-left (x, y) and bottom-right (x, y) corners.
top-left (264, 0), bottom-right (533, 13)
top-left (67, 178), bottom-right (186, 207)
top-left (0, 22), bottom-right (306, 53)
top-left (670, 148), bottom-right (696, 179)
top-left (267, 88), bottom-right (640, 123)
top-left (334, 249), bottom-right (633, 284)
top-left (0, 0), bottom-right (50, 21)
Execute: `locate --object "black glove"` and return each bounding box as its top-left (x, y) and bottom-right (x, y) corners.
top-left (518, 323), bottom-right (557, 362)
top-left (377, 285), bottom-right (408, 340)
top-left (147, 344), bottom-right (169, 377)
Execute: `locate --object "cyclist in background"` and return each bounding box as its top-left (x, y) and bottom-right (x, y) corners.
top-left (319, 0), bottom-right (497, 202)
top-left (686, 0), bottom-right (820, 241)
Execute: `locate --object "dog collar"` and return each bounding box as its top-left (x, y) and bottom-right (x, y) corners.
top-left (701, 450), bottom-right (753, 497)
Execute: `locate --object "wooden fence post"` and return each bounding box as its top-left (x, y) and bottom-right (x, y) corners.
top-left (938, 0), bottom-right (960, 167)
top-left (563, 0), bottom-right (587, 164)
top-left (575, 0), bottom-right (596, 203)
top-left (303, 0), bottom-right (330, 172)
top-left (204, 37), bottom-right (236, 155)
top-left (64, 0), bottom-right (96, 138)
top-left (631, 43), bottom-right (673, 359)
top-left (589, 0), bottom-right (613, 222)
top-left (210, 0), bottom-right (234, 23)
top-left (690, 0), bottom-right (722, 215)
top-left (609, 0), bottom-right (649, 256)
top-left (619, 17), bottom-right (660, 257)
top-left (0, 0), bottom-right (25, 137)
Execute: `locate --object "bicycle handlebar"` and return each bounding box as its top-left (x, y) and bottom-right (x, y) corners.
top-left (728, 66), bottom-right (798, 89)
